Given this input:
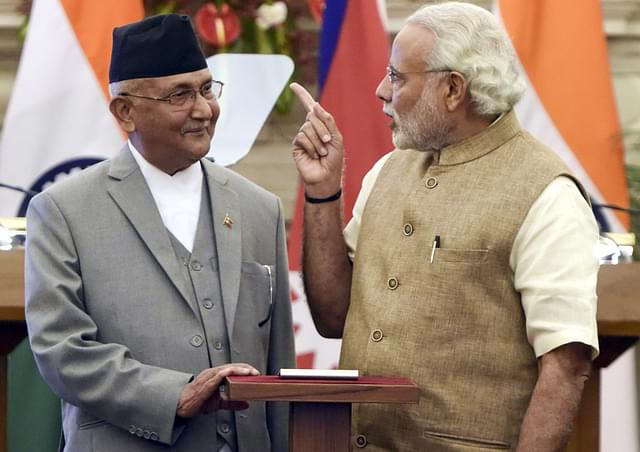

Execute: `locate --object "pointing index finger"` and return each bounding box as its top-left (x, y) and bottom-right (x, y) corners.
top-left (290, 82), bottom-right (317, 113)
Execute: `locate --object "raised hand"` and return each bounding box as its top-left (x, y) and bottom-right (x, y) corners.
top-left (290, 82), bottom-right (344, 198)
top-left (176, 363), bottom-right (259, 417)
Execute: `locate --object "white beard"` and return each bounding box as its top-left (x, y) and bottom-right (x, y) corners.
top-left (387, 83), bottom-right (452, 152)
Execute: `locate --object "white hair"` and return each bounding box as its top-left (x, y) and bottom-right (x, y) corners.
top-left (108, 82), bottom-right (121, 99)
top-left (406, 2), bottom-right (525, 116)
top-left (108, 79), bottom-right (143, 99)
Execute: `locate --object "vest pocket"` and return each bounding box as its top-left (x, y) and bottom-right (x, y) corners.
top-left (435, 248), bottom-right (489, 263)
top-left (423, 430), bottom-right (510, 450)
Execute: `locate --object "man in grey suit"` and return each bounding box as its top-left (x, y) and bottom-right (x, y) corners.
top-left (24, 14), bottom-right (294, 452)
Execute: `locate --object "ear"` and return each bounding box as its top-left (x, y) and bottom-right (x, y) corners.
top-left (109, 97), bottom-right (136, 133)
top-left (444, 71), bottom-right (467, 112)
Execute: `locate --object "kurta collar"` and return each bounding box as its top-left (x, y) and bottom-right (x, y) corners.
top-left (438, 110), bottom-right (522, 166)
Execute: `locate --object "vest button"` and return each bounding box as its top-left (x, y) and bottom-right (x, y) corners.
top-left (190, 334), bottom-right (204, 347)
top-left (355, 434), bottom-right (368, 448)
top-left (371, 329), bottom-right (383, 342)
top-left (202, 298), bottom-right (214, 309)
top-left (387, 277), bottom-right (399, 290)
top-left (402, 223), bottom-right (413, 236)
top-left (190, 260), bottom-right (203, 271)
top-left (425, 176), bottom-right (438, 189)
top-left (219, 423), bottom-right (231, 434)
top-left (214, 341), bottom-right (224, 350)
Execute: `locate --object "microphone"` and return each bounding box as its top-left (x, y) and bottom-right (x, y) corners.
top-left (593, 203), bottom-right (640, 215)
top-left (0, 182), bottom-right (39, 197)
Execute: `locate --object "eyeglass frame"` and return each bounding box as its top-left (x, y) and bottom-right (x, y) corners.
top-left (386, 65), bottom-right (453, 84)
top-left (118, 79), bottom-right (224, 107)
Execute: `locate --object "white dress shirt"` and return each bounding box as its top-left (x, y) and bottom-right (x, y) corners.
top-left (129, 141), bottom-right (202, 252)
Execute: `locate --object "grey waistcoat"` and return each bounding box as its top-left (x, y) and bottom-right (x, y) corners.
top-left (168, 182), bottom-right (237, 452)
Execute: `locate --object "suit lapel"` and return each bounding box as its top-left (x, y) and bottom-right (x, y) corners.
top-left (106, 146), bottom-right (194, 310)
top-left (203, 160), bottom-right (242, 337)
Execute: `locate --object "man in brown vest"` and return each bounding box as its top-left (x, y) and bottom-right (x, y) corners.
top-left (290, 2), bottom-right (598, 451)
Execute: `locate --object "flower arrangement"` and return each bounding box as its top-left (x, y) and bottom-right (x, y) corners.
top-left (144, 0), bottom-right (324, 113)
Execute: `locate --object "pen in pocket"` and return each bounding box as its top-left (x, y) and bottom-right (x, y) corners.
top-left (430, 234), bottom-right (441, 264)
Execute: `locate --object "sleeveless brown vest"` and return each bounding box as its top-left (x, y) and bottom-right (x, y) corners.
top-left (340, 111), bottom-right (585, 451)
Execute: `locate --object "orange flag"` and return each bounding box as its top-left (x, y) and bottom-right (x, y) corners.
top-left (498, 0), bottom-right (629, 232)
top-left (0, 0), bottom-right (143, 216)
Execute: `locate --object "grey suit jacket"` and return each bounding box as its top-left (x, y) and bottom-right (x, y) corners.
top-left (25, 146), bottom-right (295, 452)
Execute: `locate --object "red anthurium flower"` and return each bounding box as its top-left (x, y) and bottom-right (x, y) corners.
top-left (195, 2), bottom-right (242, 47)
top-left (307, 0), bottom-right (324, 24)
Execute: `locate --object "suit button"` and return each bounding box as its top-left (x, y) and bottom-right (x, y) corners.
top-left (214, 341), bottom-right (224, 350)
top-left (387, 277), bottom-right (399, 290)
top-left (425, 176), bottom-right (438, 189)
top-left (371, 329), bottom-right (383, 342)
top-left (219, 423), bottom-right (231, 434)
top-left (150, 432), bottom-right (159, 441)
top-left (190, 335), bottom-right (204, 347)
top-left (402, 223), bottom-right (413, 236)
top-left (143, 430), bottom-right (151, 439)
top-left (129, 425), bottom-right (136, 434)
top-left (355, 434), bottom-right (367, 448)
top-left (202, 298), bottom-right (214, 309)
top-left (190, 260), bottom-right (202, 271)
top-left (135, 427), bottom-right (144, 437)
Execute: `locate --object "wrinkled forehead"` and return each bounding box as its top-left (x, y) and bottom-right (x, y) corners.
top-left (390, 24), bottom-right (436, 70)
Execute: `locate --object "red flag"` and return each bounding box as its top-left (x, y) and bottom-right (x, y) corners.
top-left (288, 0), bottom-right (392, 368)
top-left (288, 0), bottom-right (393, 270)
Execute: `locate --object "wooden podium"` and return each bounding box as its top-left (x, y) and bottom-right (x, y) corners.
top-left (1, 248), bottom-right (640, 452)
top-left (222, 375), bottom-right (419, 451)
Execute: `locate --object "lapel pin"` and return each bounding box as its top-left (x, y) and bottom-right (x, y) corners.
top-left (223, 213), bottom-right (233, 229)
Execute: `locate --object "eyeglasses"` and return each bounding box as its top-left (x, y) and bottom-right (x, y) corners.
top-left (118, 79), bottom-right (224, 107)
top-left (386, 66), bottom-right (452, 84)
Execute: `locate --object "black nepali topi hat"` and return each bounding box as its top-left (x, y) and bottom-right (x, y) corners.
top-left (109, 14), bottom-right (207, 83)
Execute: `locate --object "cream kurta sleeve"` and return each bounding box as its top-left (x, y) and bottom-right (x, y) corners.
top-left (344, 155), bottom-right (600, 358)
top-left (510, 176), bottom-right (600, 357)
top-left (344, 152), bottom-right (392, 260)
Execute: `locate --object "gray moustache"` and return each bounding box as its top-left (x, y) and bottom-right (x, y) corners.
top-left (181, 123), bottom-right (209, 134)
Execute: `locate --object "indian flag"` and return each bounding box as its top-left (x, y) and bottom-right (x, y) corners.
top-left (0, 0), bottom-right (143, 216)
top-left (496, 1), bottom-right (634, 451)
top-left (1, 2), bottom-right (142, 450)
top-left (497, 0), bottom-right (629, 232)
